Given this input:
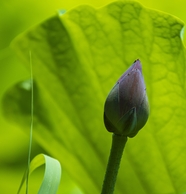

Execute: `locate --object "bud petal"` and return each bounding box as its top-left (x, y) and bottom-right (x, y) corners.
top-left (104, 59), bottom-right (149, 137)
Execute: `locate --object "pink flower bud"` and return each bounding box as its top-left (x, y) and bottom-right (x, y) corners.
top-left (104, 59), bottom-right (149, 137)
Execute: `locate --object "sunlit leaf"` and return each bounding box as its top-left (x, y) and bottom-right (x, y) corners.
top-left (2, 1), bottom-right (186, 194)
top-left (17, 154), bottom-right (61, 194)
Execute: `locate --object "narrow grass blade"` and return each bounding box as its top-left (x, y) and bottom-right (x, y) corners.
top-left (17, 153), bottom-right (61, 194)
top-left (26, 51), bottom-right (33, 193)
top-left (17, 52), bottom-right (61, 194)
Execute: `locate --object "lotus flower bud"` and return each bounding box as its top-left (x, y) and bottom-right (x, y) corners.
top-left (104, 59), bottom-right (149, 137)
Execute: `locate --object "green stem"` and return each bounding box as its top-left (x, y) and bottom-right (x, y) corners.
top-left (101, 134), bottom-right (127, 194)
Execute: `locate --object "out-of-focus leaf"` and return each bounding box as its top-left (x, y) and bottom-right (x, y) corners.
top-left (17, 154), bottom-right (61, 194)
top-left (2, 1), bottom-right (186, 194)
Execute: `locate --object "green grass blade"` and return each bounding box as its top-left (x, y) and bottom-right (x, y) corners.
top-left (17, 153), bottom-right (61, 194)
top-left (17, 52), bottom-right (61, 194)
top-left (38, 154), bottom-right (62, 194)
top-left (26, 51), bottom-right (33, 194)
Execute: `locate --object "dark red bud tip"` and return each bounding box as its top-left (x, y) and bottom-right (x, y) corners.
top-left (104, 59), bottom-right (149, 137)
top-left (133, 59), bottom-right (142, 72)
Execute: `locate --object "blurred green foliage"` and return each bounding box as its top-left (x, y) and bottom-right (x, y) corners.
top-left (0, 0), bottom-right (186, 193)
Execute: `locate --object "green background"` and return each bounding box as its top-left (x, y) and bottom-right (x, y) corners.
top-left (0, 0), bottom-right (186, 193)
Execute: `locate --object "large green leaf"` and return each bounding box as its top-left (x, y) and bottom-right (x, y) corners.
top-left (2, 1), bottom-right (186, 193)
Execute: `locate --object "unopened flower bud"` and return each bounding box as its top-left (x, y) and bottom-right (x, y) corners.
top-left (104, 59), bottom-right (149, 137)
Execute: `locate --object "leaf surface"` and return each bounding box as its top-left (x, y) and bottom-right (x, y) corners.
top-left (3, 1), bottom-right (186, 194)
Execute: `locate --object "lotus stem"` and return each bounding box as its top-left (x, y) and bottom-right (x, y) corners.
top-left (101, 134), bottom-right (127, 194)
